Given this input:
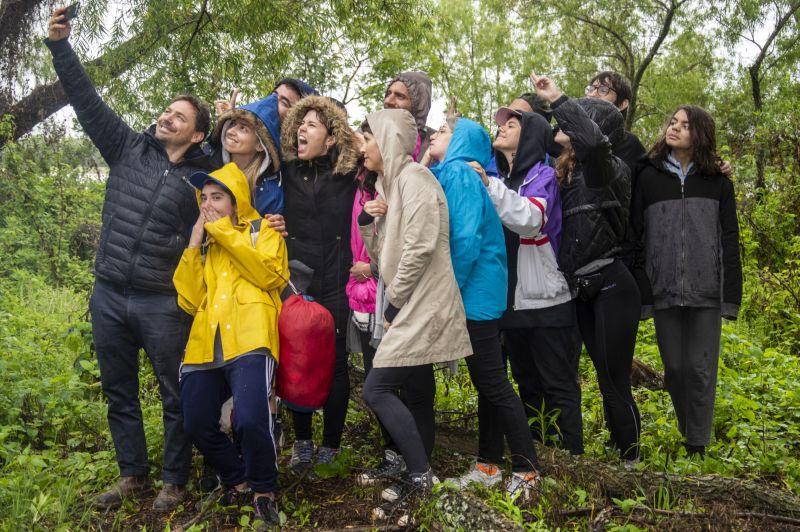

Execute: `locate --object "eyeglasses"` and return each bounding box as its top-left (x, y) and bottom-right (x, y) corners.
top-left (585, 84), bottom-right (616, 96)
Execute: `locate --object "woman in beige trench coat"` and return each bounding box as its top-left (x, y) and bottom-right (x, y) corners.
top-left (358, 108), bottom-right (472, 497)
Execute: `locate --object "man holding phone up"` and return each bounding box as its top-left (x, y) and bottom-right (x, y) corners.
top-left (46, 7), bottom-right (215, 510)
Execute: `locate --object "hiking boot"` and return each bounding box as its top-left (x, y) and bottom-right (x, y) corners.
top-left (291, 440), bottom-right (314, 475)
top-left (314, 446), bottom-right (340, 466)
top-left (358, 449), bottom-right (407, 486)
top-left (253, 494), bottom-right (281, 530)
top-left (152, 483), bottom-right (187, 511)
top-left (445, 462), bottom-right (502, 490)
top-left (505, 471), bottom-right (538, 502)
top-left (94, 475), bottom-right (152, 509)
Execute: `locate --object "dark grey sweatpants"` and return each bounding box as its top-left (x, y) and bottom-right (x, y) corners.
top-left (653, 307), bottom-right (722, 447)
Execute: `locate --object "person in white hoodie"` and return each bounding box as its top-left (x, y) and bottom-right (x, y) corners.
top-left (471, 107), bottom-right (584, 455)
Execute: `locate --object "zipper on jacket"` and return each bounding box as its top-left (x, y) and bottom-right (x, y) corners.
top-left (126, 167), bottom-right (171, 285)
top-left (680, 179), bottom-right (685, 305)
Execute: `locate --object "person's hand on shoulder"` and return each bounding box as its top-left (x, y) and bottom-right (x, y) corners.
top-left (265, 213), bottom-right (288, 237)
top-left (48, 7), bottom-right (72, 41)
top-left (467, 161), bottom-right (489, 186)
top-left (719, 159), bottom-right (732, 177)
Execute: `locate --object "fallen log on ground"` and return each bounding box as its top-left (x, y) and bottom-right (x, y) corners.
top-left (630, 357), bottom-right (664, 390)
top-left (350, 361), bottom-right (800, 520)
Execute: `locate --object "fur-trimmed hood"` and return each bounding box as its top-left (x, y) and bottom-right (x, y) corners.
top-left (212, 94), bottom-right (282, 175)
top-left (280, 95), bottom-right (358, 176)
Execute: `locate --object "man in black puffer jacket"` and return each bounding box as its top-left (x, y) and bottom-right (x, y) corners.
top-left (46, 8), bottom-right (215, 511)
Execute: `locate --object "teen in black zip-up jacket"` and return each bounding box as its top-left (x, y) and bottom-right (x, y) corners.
top-left (631, 105), bottom-right (741, 457)
top-left (532, 72), bottom-right (642, 463)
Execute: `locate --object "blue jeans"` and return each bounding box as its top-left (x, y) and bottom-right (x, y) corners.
top-left (182, 355), bottom-right (278, 493)
top-left (91, 279), bottom-right (192, 484)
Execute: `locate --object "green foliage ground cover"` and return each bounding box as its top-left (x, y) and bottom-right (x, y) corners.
top-left (2, 269), bottom-right (799, 529)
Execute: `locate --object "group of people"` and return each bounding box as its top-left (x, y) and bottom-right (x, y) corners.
top-left (46, 4), bottom-right (742, 529)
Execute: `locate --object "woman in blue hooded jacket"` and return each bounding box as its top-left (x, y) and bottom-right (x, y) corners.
top-left (428, 116), bottom-right (540, 500)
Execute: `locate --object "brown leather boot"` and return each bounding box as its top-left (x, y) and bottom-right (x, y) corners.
top-left (152, 483), bottom-right (187, 511)
top-left (94, 476), bottom-right (152, 509)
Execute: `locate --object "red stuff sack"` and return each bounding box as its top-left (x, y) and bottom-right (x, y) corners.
top-left (276, 294), bottom-right (336, 412)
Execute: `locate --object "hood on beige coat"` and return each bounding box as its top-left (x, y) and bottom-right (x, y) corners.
top-left (358, 109), bottom-right (472, 368)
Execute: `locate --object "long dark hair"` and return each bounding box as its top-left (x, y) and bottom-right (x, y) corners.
top-left (555, 145), bottom-right (577, 187)
top-left (356, 119), bottom-right (378, 195)
top-left (649, 105), bottom-right (719, 176)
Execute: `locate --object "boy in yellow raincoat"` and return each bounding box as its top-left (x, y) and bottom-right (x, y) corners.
top-left (174, 162), bottom-right (287, 527)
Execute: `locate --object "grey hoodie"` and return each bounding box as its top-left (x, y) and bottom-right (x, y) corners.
top-left (387, 71), bottom-right (437, 158)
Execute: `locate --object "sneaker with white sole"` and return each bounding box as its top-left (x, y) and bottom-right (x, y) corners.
top-left (291, 440), bottom-right (314, 475)
top-left (505, 471), bottom-right (538, 502)
top-left (445, 462), bottom-right (502, 490)
top-left (358, 449), bottom-right (407, 486)
top-left (382, 471), bottom-right (439, 502)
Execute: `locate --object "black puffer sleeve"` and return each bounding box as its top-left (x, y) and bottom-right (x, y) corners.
top-left (45, 38), bottom-right (137, 165)
top-left (552, 97), bottom-right (616, 189)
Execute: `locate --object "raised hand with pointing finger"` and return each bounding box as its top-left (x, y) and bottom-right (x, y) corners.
top-left (529, 71), bottom-right (564, 104)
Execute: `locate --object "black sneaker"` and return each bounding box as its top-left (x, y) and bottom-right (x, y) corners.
top-left (220, 486), bottom-right (252, 507)
top-left (358, 449), bottom-right (407, 486)
top-left (381, 469), bottom-right (437, 503)
top-left (253, 495), bottom-right (280, 530)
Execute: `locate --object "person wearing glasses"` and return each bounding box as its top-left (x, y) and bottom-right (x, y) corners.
top-left (584, 72), bottom-right (646, 172)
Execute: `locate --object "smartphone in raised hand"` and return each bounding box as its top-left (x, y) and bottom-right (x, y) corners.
top-left (63, 2), bottom-right (80, 21)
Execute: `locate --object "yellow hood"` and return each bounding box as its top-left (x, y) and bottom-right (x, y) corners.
top-left (190, 162), bottom-right (260, 223)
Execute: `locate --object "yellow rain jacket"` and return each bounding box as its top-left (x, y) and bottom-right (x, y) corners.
top-left (173, 163), bottom-right (288, 365)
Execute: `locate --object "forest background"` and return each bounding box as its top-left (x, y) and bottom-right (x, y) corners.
top-left (1, 0), bottom-right (799, 530)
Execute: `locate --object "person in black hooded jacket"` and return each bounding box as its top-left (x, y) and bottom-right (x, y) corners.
top-left (280, 96), bottom-right (359, 473)
top-left (532, 72), bottom-right (642, 464)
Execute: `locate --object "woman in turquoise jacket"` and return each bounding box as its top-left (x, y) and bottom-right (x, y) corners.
top-left (429, 116), bottom-right (540, 500)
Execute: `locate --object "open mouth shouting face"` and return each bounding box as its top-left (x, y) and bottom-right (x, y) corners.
top-left (296, 109), bottom-right (334, 161)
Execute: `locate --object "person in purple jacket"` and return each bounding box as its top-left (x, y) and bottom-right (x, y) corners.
top-left (470, 108), bottom-right (584, 455)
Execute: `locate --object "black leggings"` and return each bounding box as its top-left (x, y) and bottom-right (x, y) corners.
top-left (362, 331), bottom-right (437, 459)
top-left (292, 335), bottom-right (350, 448)
top-left (362, 363), bottom-right (435, 473)
top-left (576, 260), bottom-right (641, 460)
top-left (468, 320), bottom-right (539, 472)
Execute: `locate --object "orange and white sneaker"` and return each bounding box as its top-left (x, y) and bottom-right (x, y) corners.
top-left (505, 470), bottom-right (538, 502)
top-left (446, 462), bottom-right (502, 490)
